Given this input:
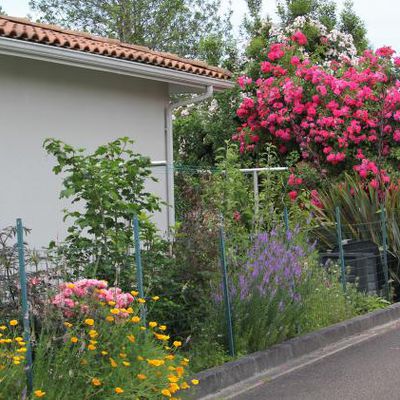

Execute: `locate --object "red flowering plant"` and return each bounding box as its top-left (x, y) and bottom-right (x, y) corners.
top-left (235, 31), bottom-right (400, 203)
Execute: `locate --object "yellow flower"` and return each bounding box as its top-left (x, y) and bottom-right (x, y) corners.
top-left (168, 375), bottom-right (179, 383)
top-left (191, 379), bottom-right (199, 385)
top-left (147, 359), bottom-right (165, 367)
top-left (88, 344), bottom-right (96, 351)
top-left (131, 316), bottom-right (141, 323)
top-left (161, 389), bottom-right (172, 397)
top-left (152, 296), bottom-right (160, 301)
top-left (127, 335), bottom-right (136, 343)
top-left (131, 290), bottom-right (139, 296)
top-left (9, 320), bottom-right (18, 326)
top-left (159, 325), bottom-right (167, 331)
top-left (165, 355), bottom-right (175, 360)
top-left (0, 326), bottom-right (6, 331)
top-left (149, 321), bottom-right (157, 328)
top-left (114, 387), bottom-right (124, 394)
top-left (16, 347), bottom-right (27, 353)
top-left (89, 330), bottom-right (98, 338)
top-left (101, 351), bottom-right (108, 356)
top-left (34, 390), bottom-right (46, 397)
top-left (122, 361), bottom-right (131, 367)
top-left (155, 333), bottom-right (170, 341)
top-left (110, 308), bottom-right (120, 315)
top-left (15, 337), bottom-right (23, 342)
top-left (173, 341), bottom-right (182, 348)
top-left (64, 322), bottom-right (73, 329)
top-left (119, 353), bottom-right (127, 359)
top-left (71, 337), bottom-right (78, 344)
top-left (137, 374), bottom-right (147, 380)
top-left (110, 357), bottom-right (118, 368)
top-left (66, 283), bottom-right (75, 289)
top-left (106, 316), bottom-right (114, 322)
top-left (91, 378), bottom-right (101, 386)
top-left (84, 319), bottom-right (94, 326)
top-left (137, 355), bottom-right (144, 361)
top-left (138, 298), bottom-right (146, 304)
top-left (108, 301), bottom-right (116, 306)
top-left (126, 307), bottom-right (134, 314)
top-left (140, 327), bottom-right (146, 331)
top-left (169, 383), bottom-right (180, 393)
top-left (181, 382), bottom-right (190, 390)
top-left (175, 366), bottom-right (184, 377)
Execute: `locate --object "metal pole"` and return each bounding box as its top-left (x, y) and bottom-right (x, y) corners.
top-left (253, 170), bottom-right (259, 217)
top-left (335, 207), bottom-right (347, 292)
top-left (133, 215), bottom-right (146, 321)
top-left (380, 205), bottom-right (390, 300)
top-left (16, 219), bottom-right (33, 395)
top-left (219, 219), bottom-right (235, 357)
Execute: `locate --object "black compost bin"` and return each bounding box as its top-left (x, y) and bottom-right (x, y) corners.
top-left (321, 240), bottom-right (384, 295)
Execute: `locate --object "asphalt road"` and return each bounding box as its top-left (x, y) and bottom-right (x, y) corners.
top-left (233, 326), bottom-right (400, 400)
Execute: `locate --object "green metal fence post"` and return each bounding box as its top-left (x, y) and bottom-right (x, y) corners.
top-left (133, 215), bottom-right (145, 321)
top-left (380, 205), bottom-right (390, 300)
top-left (219, 218), bottom-right (235, 357)
top-left (335, 207), bottom-right (347, 292)
top-left (16, 218), bottom-right (33, 395)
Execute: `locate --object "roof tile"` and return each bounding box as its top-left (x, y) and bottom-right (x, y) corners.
top-left (0, 15), bottom-right (232, 80)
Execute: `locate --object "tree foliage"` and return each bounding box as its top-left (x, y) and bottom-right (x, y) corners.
top-left (44, 137), bottom-right (161, 284)
top-left (29, 0), bottom-right (234, 63)
top-left (276, 0), bottom-right (367, 54)
top-left (339, 0), bottom-right (368, 53)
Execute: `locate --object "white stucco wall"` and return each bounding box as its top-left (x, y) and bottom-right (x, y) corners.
top-left (0, 54), bottom-right (170, 248)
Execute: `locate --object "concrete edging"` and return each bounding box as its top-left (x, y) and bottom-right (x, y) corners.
top-left (189, 302), bottom-right (400, 399)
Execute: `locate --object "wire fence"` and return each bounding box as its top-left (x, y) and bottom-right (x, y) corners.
top-left (1, 200), bottom-right (398, 390)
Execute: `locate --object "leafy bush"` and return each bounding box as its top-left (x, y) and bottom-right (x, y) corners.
top-left (44, 137), bottom-right (161, 286)
top-left (310, 173), bottom-right (400, 296)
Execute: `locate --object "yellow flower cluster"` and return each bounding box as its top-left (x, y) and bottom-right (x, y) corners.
top-left (1, 290), bottom-right (199, 399)
top-left (59, 292), bottom-right (198, 399)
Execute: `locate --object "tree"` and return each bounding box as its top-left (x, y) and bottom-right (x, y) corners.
top-left (340, 0), bottom-right (368, 53)
top-left (29, 0), bottom-right (234, 62)
top-left (44, 137), bottom-right (161, 284)
top-left (277, 0), bottom-right (333, 25)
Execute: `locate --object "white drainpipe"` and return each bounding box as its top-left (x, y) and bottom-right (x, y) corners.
top-left (164, 86), bottom-right (214, 234)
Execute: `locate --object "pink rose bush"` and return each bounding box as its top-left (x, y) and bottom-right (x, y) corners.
top-left (52, 279), bottom-right (135, 318)
top-left (234, 30), bottom-right (400, 201)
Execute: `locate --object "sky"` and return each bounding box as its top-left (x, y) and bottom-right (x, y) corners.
top-left (1, 0), bottom-right (399, 50)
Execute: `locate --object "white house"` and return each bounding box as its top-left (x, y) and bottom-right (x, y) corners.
top-left (0, 16), bottom-right (233, 247)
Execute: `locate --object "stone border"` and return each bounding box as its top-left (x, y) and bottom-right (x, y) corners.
top-left (188, 302), bottom-right (400, 399)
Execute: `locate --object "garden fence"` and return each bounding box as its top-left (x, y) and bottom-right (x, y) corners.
top-left (1, 205), bottom-right (395, 390)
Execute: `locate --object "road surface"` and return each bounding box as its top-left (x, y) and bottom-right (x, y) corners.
top-left (233, 325), bottom-right (400, 400)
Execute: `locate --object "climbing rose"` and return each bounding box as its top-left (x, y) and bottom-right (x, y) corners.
top-left (292, 31), bottom-right (307, 46)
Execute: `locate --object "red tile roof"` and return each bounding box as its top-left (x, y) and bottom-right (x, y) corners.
top-left (0, 15), bottom-right (232, 81)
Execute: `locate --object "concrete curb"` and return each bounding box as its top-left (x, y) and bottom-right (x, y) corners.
top-left (188, 302), bottom-right (400, 399)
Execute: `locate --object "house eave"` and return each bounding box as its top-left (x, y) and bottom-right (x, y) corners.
top-left (0, 36), bottom-right (235, 92)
